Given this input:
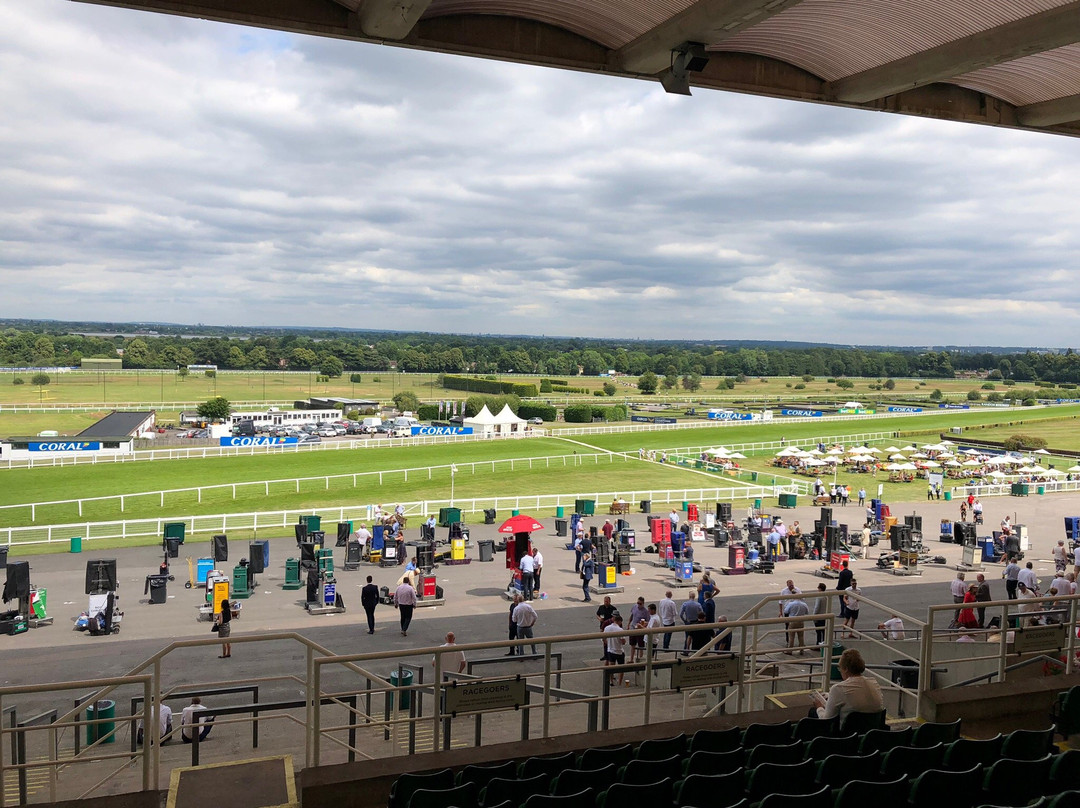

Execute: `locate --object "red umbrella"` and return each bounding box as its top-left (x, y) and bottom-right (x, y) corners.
top-left (497, 514), bottom-right (545, 534)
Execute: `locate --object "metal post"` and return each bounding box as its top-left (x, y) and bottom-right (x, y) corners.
top-left (542, 642), bottom-right (552, 738)
top-left (252, 686), bottom-right (260, 749)
top-left (346, 695), bottom-right (357, 763)
top-left (307, 646), bottom-right (317, 768)
top-left (150, 662), bottom-right (159, 791)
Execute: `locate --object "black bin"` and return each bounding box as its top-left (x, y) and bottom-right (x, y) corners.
top-left (555, 519), bottom-right (568, 537)
top-left (144, 574), bottom-right (168, 604)
top-left (484, 509), bottom-right (497, 525)
top-left (891, 659), bottom-right (919, 689)
top-left (165, 538), bottom-right (181, 559)
top-left (416, 544), bottom-right (435, 570)
top-left (640, 500), bottom-right (651, 514)
top-left (615, 550), bottom-right (631, 574)
top-left (478, 540), bottom-right (494, 562)
top-left (0, 547), bottom-right (7, 569)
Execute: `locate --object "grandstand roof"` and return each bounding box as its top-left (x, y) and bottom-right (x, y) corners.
top-left (71, 0), bottom-right (1080, 137)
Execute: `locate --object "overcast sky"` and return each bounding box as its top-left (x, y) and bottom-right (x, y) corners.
top-left (3, 1), bottom-right (1080, 347)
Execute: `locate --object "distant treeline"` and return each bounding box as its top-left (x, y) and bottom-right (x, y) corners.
top-left (1, 326), bottom-right (1079, 383)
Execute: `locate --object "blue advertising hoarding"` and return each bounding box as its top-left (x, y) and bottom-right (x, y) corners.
top-left (631, 415), bottom-right (654, 423)
top-left (28, 441), bottom-right (101, 452)
top-left (219, 436), bottom-right (299, 447)
top-left (938, 403), bottom-right (970, 410)
top-left (411, 426), bottom-right (474, 436)
top-left (888, 406), bottom-right (923, 413)
top-left (780, 409), bottom-right (823, 417)
top-left (707, 411), bottom-right (753, 421)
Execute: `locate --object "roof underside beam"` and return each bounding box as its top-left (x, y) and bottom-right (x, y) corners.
top-left (827, 1), bottom-right (1080, 104)
top-left (329, 0), bottom-right (360, 12)
top-left (617, 0), bottom-right (805, 75)
top-left (1017, 93), bottom-right (1080, 126)
top-left (359, 0), bottom-right (433, 40)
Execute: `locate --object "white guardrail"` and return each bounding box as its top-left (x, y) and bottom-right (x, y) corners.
top-left (952, 479), bottom-right (1080, 498)
top-left (0, 484), bottom-right (798, 547)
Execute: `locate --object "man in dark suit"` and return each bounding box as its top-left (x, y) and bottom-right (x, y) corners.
top-left (360, 576), bottom-right (380, 634)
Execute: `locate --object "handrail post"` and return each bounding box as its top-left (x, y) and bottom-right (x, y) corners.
top-left (144, 674), bottom-right (154, 792)
top-left (918, 606), bottom-right (934, 720)
top-left (542, 641), bottom-right (552, 738)
top-left (306, 646), bottom-right (317, 768)
top-left (432, 653), bottom-right (442, 752)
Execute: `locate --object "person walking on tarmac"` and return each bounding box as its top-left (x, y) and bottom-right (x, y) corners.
top-left (393, 579), bottom-right (417, 636)
top-left (215, 598), bottom-right (232, 658)
top-left (361, 576), bottom-right (379, 634)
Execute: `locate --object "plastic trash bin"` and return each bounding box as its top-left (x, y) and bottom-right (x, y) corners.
top-left (828, 643), bottom-right (845, 680)
top-left (478, 540), bottom-right (494, 562)
top-left (555, 506), bottom-right (565, 518)
top-left (145, 574), bottom-right (168, 604)
top-left (300, 514), bottom-right (322, 532)
top-left (944, 491), bottom-right (952, 501)
top-left (165, 538), bottom-right (181, 558)
top-left (86, 700), bottom-right (116, 745)
top-left (388, 669), bottom-right (414, 710)
top-left (70, 536), bottom-right (82, 554)
top-left (891, 659), bottom-right (919, 689)
top-left (555, 519), bottom-right (567, 537)
top-left (163, 522), bottom-right (186, 544)
top-left (640, 500), bottom-right (651, 514)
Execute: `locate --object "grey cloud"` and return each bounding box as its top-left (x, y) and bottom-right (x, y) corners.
top-left (2, 1), bottom-right (1080, 343)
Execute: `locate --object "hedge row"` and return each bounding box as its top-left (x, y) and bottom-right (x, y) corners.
top-left (541, 378), bottom-right (568, 386)
top-left (416, 404), bottom-right (440, 421)
top-left (519, 403), bottom-right (557, 421)
top-left (443, 374), bottom-right (538, 397)
top-left (564, 404), bottom-right (628, 423)
top-left (552, 385), bottom-right (589, 394)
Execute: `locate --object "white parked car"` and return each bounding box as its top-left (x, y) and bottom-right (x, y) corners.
top-left (317, 426), bottom-right (337, 438)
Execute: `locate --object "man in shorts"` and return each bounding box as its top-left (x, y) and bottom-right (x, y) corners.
top-left (603, 613), bottom-right (628, 686)
top-left (627, 597), bottom-right (649, 664)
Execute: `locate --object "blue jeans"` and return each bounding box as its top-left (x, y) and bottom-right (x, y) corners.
top-left (516, 625), bottom-right (536, 655)
top-left (582, 578), bottom-right (591, 601)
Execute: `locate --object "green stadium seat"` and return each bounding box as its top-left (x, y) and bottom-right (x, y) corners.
top-left (976, 799), bottom-right (1049, 808)
top-left (618, 755), bottom-right (679, 785)
top-left (879, 743), bottom-right (944, 779)
top-left (1049, 749), bottom-right (1080, 793)
top-left (1000, 727), bottom-right (1055, 761)
top-left (805, 733), bottom-right (860, 760)
top-left (908, 765), bottom-right (982, 808)
top-left (1049, 792), bottom-right (1080, 808)
top-left (911, 719), bottom-right (962, 748)
top-left (456, 760), bottom-right (519, 788)
top-left (743, 721), bottom-right (794, 748)
top-left (1052, 686), bottom-right (1080, 739)
top-left (635, 733), bottom-right (686, 760)
top-left (745, 740), bottom-right (805, 768)
top-left (981, 755), bottom-right (1053, 807)
top-left (758, 785), bottom-right (833, 808)
top-left (744, 759), bottom-right (817, 802)
top-left (942, 735), bottom-right (1003, 771)
top-left (388, 769), bottom-right (454, 808)
top-left (688, 726), bottom-right (742, 754)
top-left (579, 744), bottom-right (633, 771)
top-left (793, 716), bottom-right (839, 741)
top-left (550, 764), bottom-right (616, 796)
top-left (682, 749), bottom-right (743, 777)
top-left (840, 709), bottom-right (887, 736)
top-left (815, 752), bottom-right (882, 790)
top-left (596, 778), bottom-right (673, 808)
top-left (833, 776), bottom-right (909, 808)
top-left (674, 771), bottom-right (746, 808)
top-left (408, 782), bottom-right (477, 808)
top-left (519, 751), bottom-right (577, 780)
top-left (859, 727), bottom-right (914, 755)
top-left (523, 788), bottom-right (595, 808)
top-left (480, 775), bottom-right (548, 808)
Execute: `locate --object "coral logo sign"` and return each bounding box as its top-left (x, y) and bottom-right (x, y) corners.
top-left (219, 437), bottom-right (299, 447)
top-left (411, 426), bottom-right (474, 436)
top-left (28, 441), bottom-right (101, 452)
top-left (888, 407), bottom-right (923, 413)
top-left (707, 411), bottom-right (753, 421)
top-left (780, 409), bottom-right (823, 417)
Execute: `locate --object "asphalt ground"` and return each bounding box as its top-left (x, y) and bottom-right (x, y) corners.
top-left (1, 490), bottom-right (1075, 688)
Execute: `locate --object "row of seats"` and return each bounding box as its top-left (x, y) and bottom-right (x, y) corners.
top-left (387, 722), bottom-right (1061, 808)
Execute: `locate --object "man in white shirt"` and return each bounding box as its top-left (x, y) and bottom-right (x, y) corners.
top-left (603, 613), bottom-right (627, 686)
top-left (531, 548), bottom-right (544, 593)
top-left (1074, 544), bottom-right (1080, 576)
top-left (811, 649), bottom-right (884, 722)
top-left (657, 591), bottom-right (678, 650)
top-left (180, 698), bottom-right (213, 743)
top-left (353, 524), bottom-right (371, 550)
top-left (518, 551), bottom-right (536, 601)
top-left (646, 603), bottom-right (662, 659)
top-left (137, 701), bottom-right (173, 745)
top-left (950, 573), bottom-right (967, 620)
top-left (879, 616), bottom-right (906, 641)
top-left (511, 594), bottom-right (538, 655)
top-left (433, 631), bottom-right (466, 675)
top-left (1018, 561), bottom-right (1039, 593)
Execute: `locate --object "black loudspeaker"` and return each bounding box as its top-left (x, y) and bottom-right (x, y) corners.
top-left (294, 524), bottom-right (307, 545)
top-left (814, 520), bottom-right (823, 534)
top-left (416, 544), bottom-right (434, 570)
top-left (300, 542), bottom-right (316, 564)
top-left (820, 507), bottom-right (833, 527)
top-left (718, 503), bottom-right (732, 522)
top-left (484, 508), bottom-right (496, 525)
top-left (904, 515), bottom-right (923, 532)
top-left (421, 525), bottom-right (435, 542)
top-left (85, 559), bottom-right (117, 594)
top-left (616, 519), bottom-right (629, 532)
top-left (961, 523), bottom-right (977, 546)
top-left (309, 530), bottom-right (325, 546)
top-left (838, 524), bottom-right (849, 544)
top-left (336, 523), bottom-right (350, 547)
top-left (3, 562), bottom-right (30, 603)
top-left (589, 526), bottom-right (598, 538)
top-left (248, 544), bottom-right (265, 574)
top-left (306, 569), bottom-right (319, 603)
top-left (824, 525), bottom-right (839, 555)
top-left (212, 534), bottom-right (228, 563)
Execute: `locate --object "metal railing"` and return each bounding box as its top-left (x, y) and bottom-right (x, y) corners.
top-left (0, 483), bottom-right (795, 547)
top-left (952, 479), bottom-right (1080, 498)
